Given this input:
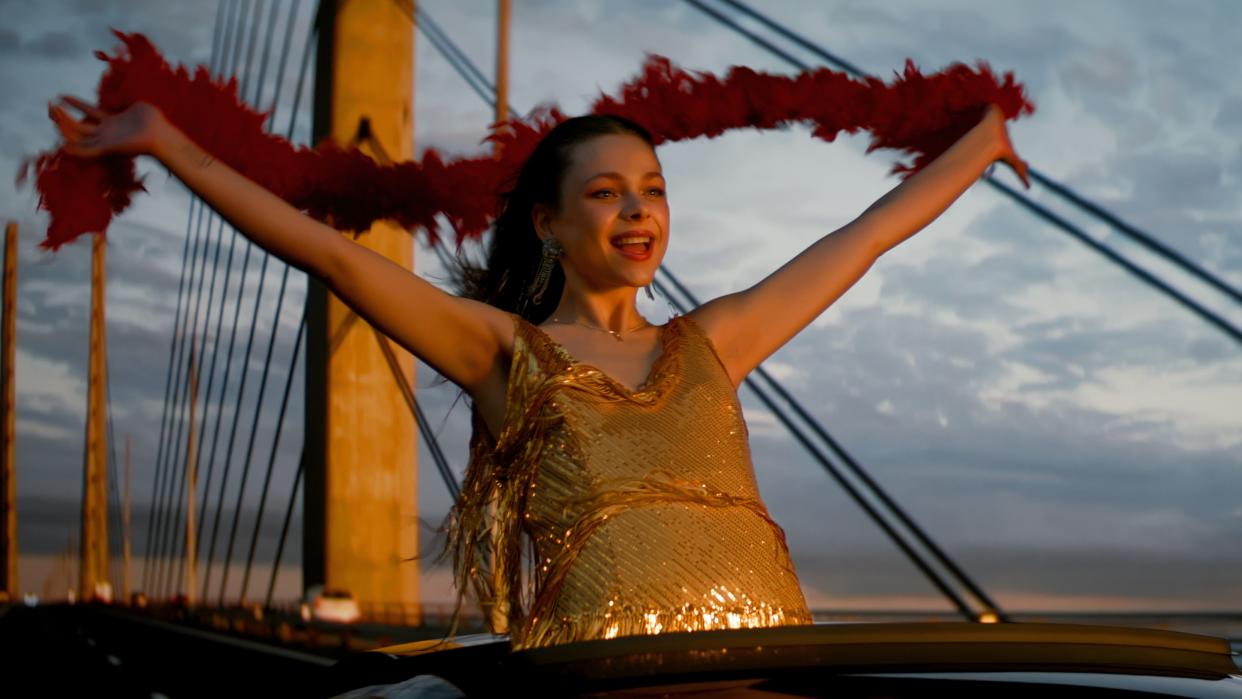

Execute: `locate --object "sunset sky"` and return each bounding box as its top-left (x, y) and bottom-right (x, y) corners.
top-left (2, 0), bottom-right (1239, 611)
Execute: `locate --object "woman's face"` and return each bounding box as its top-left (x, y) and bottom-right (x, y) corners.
top-left (534, 132), bottom-right (670, 292)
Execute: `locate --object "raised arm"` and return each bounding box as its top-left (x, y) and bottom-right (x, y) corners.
top-left (690, 104), bottom-right (1030, 388)
top-left (50, 97), bottom-right (512, 396)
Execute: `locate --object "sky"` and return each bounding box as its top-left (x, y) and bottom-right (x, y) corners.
top-left (1, 0), bottom-right (1239, 615)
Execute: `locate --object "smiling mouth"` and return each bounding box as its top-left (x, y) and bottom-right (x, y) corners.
top-left (611, 234), bottom-right (654, 255)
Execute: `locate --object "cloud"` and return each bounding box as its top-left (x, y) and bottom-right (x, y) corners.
top-left (0, 27), bottom-right (83, 60)
top-left (3, 0), bottom-right (1240, 613)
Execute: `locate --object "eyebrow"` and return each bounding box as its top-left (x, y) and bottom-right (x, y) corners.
top-left (581, 171), bottom-right (665, 186)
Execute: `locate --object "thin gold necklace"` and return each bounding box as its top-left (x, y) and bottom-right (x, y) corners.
top-left (548, 316), bottom-right (650, 342)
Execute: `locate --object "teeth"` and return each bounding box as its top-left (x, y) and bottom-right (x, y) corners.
top-left (614, 236), bottom-right (652, 246)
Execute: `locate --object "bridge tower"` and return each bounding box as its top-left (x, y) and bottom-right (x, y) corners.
top-left (304, 0), bottom-right (420, 621)
top-left (80, 232), bottom-right (110, 602)
top-left (1, 222), bottom-right (18, 599)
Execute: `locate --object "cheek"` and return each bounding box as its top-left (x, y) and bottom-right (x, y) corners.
top-left (656, 202), bottom-right (671, 231)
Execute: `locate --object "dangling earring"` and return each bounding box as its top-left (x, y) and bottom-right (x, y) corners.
top-left (527, 236), bottom-right (563, 307)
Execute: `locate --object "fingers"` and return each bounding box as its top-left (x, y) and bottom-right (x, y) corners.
top-left (1009, 154), bottom-right (1031, 190)
top-left (1002, 154), bottom-right (1031, 190)
top-left (57, 94), bottom-right (106, 122)
top-left (49, 104), bottom-right (96, 141)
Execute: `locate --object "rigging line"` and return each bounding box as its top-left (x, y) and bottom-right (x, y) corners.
top-left (200, 0), bottom-right (301, 601)
top-left (178, 159), bottom-right (245, 596)
top-left (153, 0), bottom-right (246, 599)
top-left (414, 10), bottom-right (503, 113)
top-left (681, 0), bottom-right (810, 71)
top-left (720, 0), bottom-right (1242, 307)
top-left (152, 181), bottom-right (218, 597)
top-left (215, 259), bottom-right (293, 606)
top-left (159, 207), bottom-right (223, 599)
top-left (265, 445), bottom-right (303, 609)
top-left (236, 0), bottom-right (263, 103)
top-left (418, 6), bottom-right (992, 618)
top-left (385, 0), bottom-right (490, 108)
top-left (204, 8), bottom-right (317, 603)
top-left (143, 196), bottom-right (197, 594)
top-left (229, 0), bottom-right (252, 83)
top-left (171, 0), bottom-right (268, 600)
top-left (207, 6), bottom-right (320, 608)
top-left (350, 109), bottom-right (468, 501)
top-left (162, 177), bottom-right (226, 598)
top-left (652, 277), bottom-right (980, 621)
top-left (147, 0), bottom-right (239, 595)
top-left (412, 5), bottom-right (494, 95)
top-left (164, 0), bottom-right (267, 599)
top-left (197, 0), bottom-right (300, 598)
top-left (986, 180), bottom-right (1242, 344)
top-left (427, 240), bottom-right (486, 441)
top-left (262, 0), bottom-right (302, 137)
top-left (352, 123), bottom-right (464, 501)
top-left (209, 0), bottom-right (230, 71)
top-left (413, 4), bottom-right (521, 120)
top-left (715, 0), bottom-right (863, 76)
top-left (416, 391), bottom-right (461, 501)
top-left (1027, 170), bottom-right (1242, 306)
top-left (146, 0), bottom-right (236, 593)
top-left (371, 323), bottom-right (461, 501)
top-left (656, 268), bottom-right (1007, 617)
top-left (698, 0), bottom-right (1242, 320)
top-left (239, 308), bottom-right (306, 602)
top-left (248, 0), bottom-right (282, 108)
top-left (659, 265), bottom-right (1005, 615)
top-left (172, 0), bottom-right (270, 599)
top-left (147, 195), bottom-right (201, 594)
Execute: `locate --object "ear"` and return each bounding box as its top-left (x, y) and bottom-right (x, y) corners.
top-left (531, 202), bottom-right (554, 242)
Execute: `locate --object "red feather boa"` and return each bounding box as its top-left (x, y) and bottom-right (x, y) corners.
top-left (19, 30), bottom-right (1034, 251)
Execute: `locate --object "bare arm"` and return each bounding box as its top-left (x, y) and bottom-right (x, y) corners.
top-left (691, 104), bottom-right (1029, 387)
top-left (52, 97), bottom-right (511, 394)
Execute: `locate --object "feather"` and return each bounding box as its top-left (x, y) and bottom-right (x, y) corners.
top-left (22, 31), bottom-right (1034, 251)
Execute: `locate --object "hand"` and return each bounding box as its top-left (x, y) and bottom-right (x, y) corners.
top-left (979, 103), bottom-right (1030, 189)
top-left (48, 95), bottom-right (169, 158)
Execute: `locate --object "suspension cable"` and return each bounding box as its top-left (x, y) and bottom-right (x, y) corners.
top-left (207, 4), bottom-right (317, 606)
top-left (173, 0), bottom-right (280, 597)
top-left (148, 0), bottom-right (244, 598)
top-left (689, 0), bottom-right (1242, 343)
top-left (240, 308), bottom-right (306, 602)
top-left (265, 446), bottom-right (304, 609)
top-left (656, 271), bottom-right (1003, 620)
top-left (161, 0), bottom-right (264, 600)
top-left (196, 0), bottom-right (301, 601)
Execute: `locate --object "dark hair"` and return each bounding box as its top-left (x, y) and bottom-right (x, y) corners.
top-left (450, 114), bottom-right (656, 324)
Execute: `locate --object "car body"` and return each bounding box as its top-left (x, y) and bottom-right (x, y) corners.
top-left (328, 621), bottom-right (1242, 697)
top-left (312, 588), bottom-right (362, 625)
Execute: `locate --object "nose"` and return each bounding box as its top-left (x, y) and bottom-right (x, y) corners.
top-left (621, 192), bottom-right (649, 221)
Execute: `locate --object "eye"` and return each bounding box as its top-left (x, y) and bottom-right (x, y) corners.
top-left (590, 188), bottom-right (617, 199)
top-left (646, 186), bottom-right (666, 197)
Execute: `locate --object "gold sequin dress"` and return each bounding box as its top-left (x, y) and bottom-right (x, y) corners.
top-left (445, 313), bottom-right (812, 650)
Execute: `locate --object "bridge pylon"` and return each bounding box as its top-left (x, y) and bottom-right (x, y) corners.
top-left (304, 0), bottom-right (420, 623)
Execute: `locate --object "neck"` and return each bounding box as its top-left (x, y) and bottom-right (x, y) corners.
top-left (549, 279), bottom-right (645, 333)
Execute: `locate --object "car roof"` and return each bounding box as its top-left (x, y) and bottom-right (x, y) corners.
top-left (328, 621), bottom-right (1242, 697)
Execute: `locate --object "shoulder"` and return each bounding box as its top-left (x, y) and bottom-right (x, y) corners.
top-left (679, 294), bottom-right (750, 389)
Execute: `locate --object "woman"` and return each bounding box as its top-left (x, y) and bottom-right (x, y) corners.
top-left (47, 94), bottom-right (1029, 651)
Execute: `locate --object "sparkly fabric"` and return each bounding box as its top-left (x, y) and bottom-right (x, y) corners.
top-left (444, 313), bottom-right (812, 650)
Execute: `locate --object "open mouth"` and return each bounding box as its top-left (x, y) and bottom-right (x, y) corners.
top-left (611, 234), bottom-right (654, 256)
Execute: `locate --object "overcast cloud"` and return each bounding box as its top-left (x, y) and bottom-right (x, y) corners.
top-left (1, 0), bottom-right (1239, 613)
